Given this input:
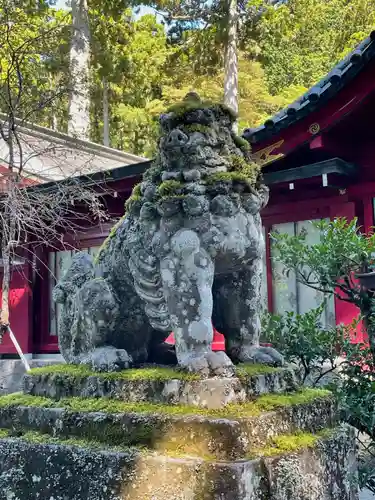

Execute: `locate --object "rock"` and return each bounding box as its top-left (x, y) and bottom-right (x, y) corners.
top-left (0, 424), bottom-right (358, 499)
top-left (23, 365), bottom-right (301, 408)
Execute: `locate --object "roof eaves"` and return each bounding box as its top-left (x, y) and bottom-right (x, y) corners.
top-left (0, 113), bottom-right (146, 166)
top-left (25, 160), bottom-right (152, 194)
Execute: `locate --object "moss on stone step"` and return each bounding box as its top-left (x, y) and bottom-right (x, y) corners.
top-left (0, 388), bottom-right (331, 419)
top-left (0, 425), bottom-right (338, 462)
top-left (28, 362), bottom-right (284, 382)
top-left (0, 427), bottom-right (139, 453)
top-left (28, 364), bottom-right (201, 382)
top-left (250, 428), bottom-right (335, 458)
top-left (235, 363), bottom-right (279, 378)
top-left (0, 426), bottom-right (217, 459)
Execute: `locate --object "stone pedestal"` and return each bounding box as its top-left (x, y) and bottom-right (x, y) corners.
top-left (0, 364), bottom-right (359, 500)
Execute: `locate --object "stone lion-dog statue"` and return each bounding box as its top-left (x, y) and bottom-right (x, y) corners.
top-left (53, 94), bottom-right (283, 376)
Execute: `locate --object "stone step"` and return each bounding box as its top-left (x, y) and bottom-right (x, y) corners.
top-left (22, 363), bottom-right (301, 408)
top-left (0, 424), bottom-right (358, 500)
top-left (0, 389), bottom-right (336, 460)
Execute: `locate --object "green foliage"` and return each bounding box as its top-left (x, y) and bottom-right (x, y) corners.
top-left (270, 217), bottom-right (375, 491)
top-left (262, 305), bottom-right (358, 385)
top-left (256, 0), bottom-right (375, 93)
top-left (157, 180), bottom-right (183, 197)
top-left (0, 4), bottom-right (71, 129)
top-left (339, 342), bottom-right (375, 493)
top-left (4, 1), bottom-right (374, 158)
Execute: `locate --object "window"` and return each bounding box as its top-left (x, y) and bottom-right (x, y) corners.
top-left (270, 220), bottom-right (335, 327)
top-left (48, 246), bottom-right (100, 336)
top-left (261, 226), bottom-right (268, 310)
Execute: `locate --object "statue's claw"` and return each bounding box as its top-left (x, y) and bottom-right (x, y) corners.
top-left (179, 350), bottom-right (235, 378)
top-left (238, 345), bottom-right (284, 367)
top-left (80, 346), bottom-right (132, 372)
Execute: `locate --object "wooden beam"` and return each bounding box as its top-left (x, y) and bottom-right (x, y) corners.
top-left (263, 158), bottom-right (357, 185)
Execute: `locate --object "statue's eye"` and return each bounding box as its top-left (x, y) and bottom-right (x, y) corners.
top-left (159, 113), bottom-right (170, 132)
top-left (203, 109), bottom-right (214, 122)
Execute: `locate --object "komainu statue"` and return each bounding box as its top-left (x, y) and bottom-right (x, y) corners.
top-left (53, 94), bottom-right (283, 375)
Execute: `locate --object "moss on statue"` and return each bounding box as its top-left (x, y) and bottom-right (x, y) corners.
top-left (157, 180), bottom-right (184, 197)
top-left (0, 387), bottom-right (332, 419)
top-left (205, 171), bottom-right (250, 186)
top-left (228, 155), bottom-right (261, 183)
top-left (143, 163), bottom-right (162, 183)
top-left (183, 124), bottom-right (212, 135)
top-left (95, 214), bottom-right (127, 263)
top-left (166, 99), bottom-right (237, 121)
top-left (124, 186), bottom-right (142, 211)
top-left (166, 99), bottom-right (214, 117)
top-left (0, 429), bottom-right (9, 439)
top-left (232, 134), bottom-right (251, 152)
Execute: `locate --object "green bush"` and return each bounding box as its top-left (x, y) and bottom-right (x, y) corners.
top-left (270, 217), bottom-right (375, 493)
top-left (262, 304), bottom-right (352, 385)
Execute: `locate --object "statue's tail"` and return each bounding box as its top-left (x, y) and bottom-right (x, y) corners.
top-left (52, 252), bottom-right (95, 362)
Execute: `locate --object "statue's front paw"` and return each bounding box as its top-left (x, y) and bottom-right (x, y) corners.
top-left (81, 347), bottom-right (132, 372)
top-left (179, 351), bottom-right (235, 377)
top-left (238, 346), bottom-right (284, 367)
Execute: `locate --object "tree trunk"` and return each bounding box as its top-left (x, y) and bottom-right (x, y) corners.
top-left (68, 0), bottom-right (91, 140)
top-left (223, 0), bottom-right (239, 121)
top-left (103, 77), bottom-right (110, 147)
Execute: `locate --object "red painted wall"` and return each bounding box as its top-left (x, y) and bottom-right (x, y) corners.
top-left (0, 265), bottom-right (32, 354)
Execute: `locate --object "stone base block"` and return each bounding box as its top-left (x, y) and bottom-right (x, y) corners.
top-left (23, 364), bottom-right (301, 408)
top-left (0, 359), bottom-right (63, 395)
top-left (0, 392), bottom-right (337, 460)
top-left (0, 424), bottom-right (358, 500)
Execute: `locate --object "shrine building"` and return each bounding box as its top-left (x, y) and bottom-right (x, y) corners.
top-left (1, 31), bottom-right (375, 359)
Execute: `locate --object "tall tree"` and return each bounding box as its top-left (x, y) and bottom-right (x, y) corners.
top-left (68, 0), bottom-right (91, 139)
top-left (223, 0), bottom-right (239, 115)
top-left (0, 3), bottom-right (107, 347)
